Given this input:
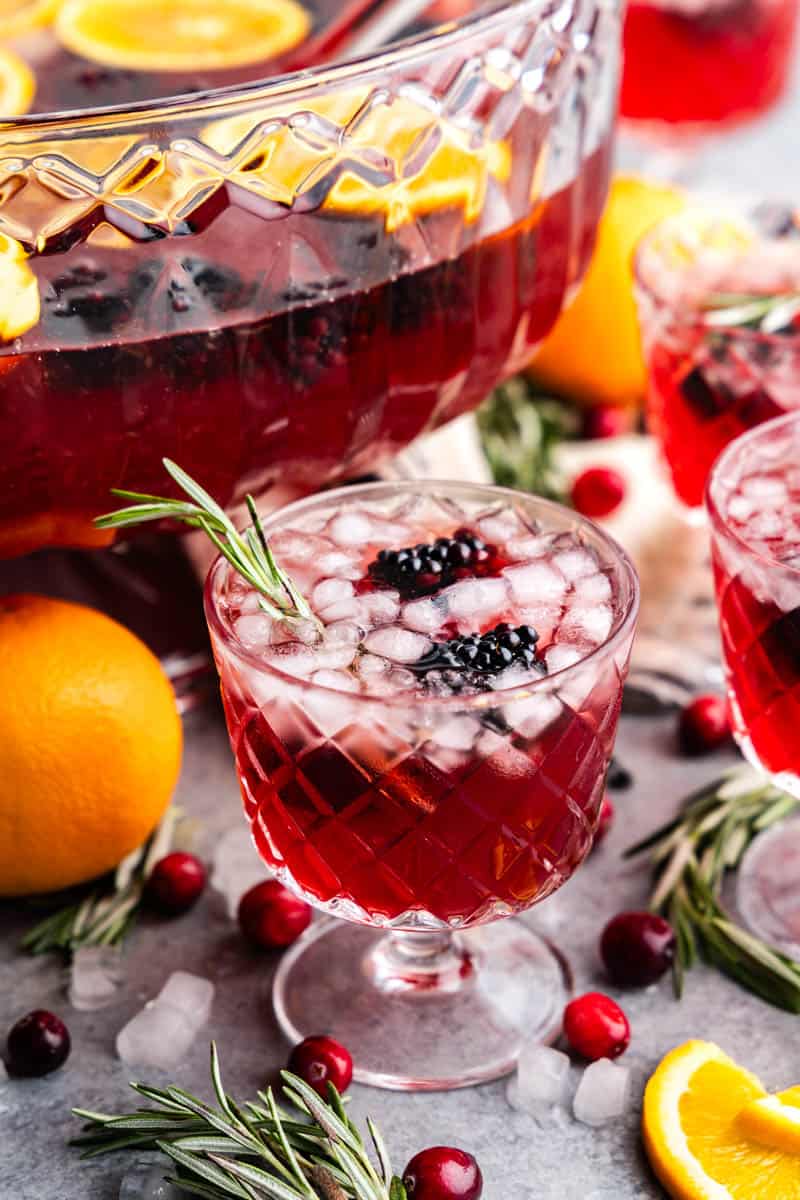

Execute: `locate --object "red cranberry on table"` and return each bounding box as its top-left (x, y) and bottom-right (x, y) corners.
top-left (237, 879), bottom-right (312, 949)
top-left (287, 1035), bottom-right (353, 1098)
top-left (403, 1147), bottom-right (483, 1200)
top-left (563, 992), bottom-right (630, 1061)
top-left (570, 466), bottom-right (626, 519)
top-left (144, 852), bottom-right (206, 915)
top-left (600, 911), bottom-right (676, 988)
top-left (5, 1010), bottom-right (71, 1077)
top-left (678, 694), bottom-right (731, 755)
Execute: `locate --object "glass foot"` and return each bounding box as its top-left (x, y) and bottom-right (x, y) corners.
top-left (737, 816), bottom-right (800, 960)
top-left (273, 918), bottom-right (571, 1091)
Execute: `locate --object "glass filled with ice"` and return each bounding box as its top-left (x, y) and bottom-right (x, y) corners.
top-left (204, 479), bottom-right (639, 1090)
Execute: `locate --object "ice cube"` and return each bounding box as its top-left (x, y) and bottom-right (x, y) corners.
top-left (476, 509), bottom-right (528, 544)
top-left (571, 572), bottom-right (612, 604)
top-left (364, 627), bottom-right (431, 663)
top-left (573, 1058), bottom-right (631, 1126)
top-left (68, 945), bottom-right (124, 1011)
top-left (553, 546), bottom-right (598, 582)
top-left (402, 597), bottom-right (446, 633)
top-left (234, 613), bottom-right (272, 650)
top-left (210, 828), bottom-right (267, 917)
top-left (515, 1044), bottom-right (571, 1112)
top-left (560, 604), bottom-right (613, 646)
top-left (116, 1001), bottom-right (199, 1069)
top-left (156, 972), bottom-right (215, 1026)
top-left (119, 1157), bottom-right (180, 1200)
top-left (328, 511), bottom-right (376, 546)
top-left (516, 605), bottom-right (562, 647)
top-left (304, 686), bottom-right (357, 737)
top-left (432, 716), bottom-right (482, 750)
top-left (270, 618), bottom-right (320, 647)
top-left (504, 693), bottom-right (562, 739)
top-left (505, 534), bottom-right (556, 561)
top-left (313, 578), bottom-right (355, 610)
top-left (361, 590), bottom-right (401, 626)
top-left (741, 474), bottom-right (789, 502)
top-left (325, 620), bottom-right (364, 646)
top-left (504, 561), bottom-right (567, 605)
top-left (444, 576), bottom-right (509, 620)
top-left (312, 669), bottom-right (360, 692)
top-left (728, 493), bottom-right (758, 522)
top-left (545, 644), bottom-right (584, 673)
top-left (356, 653), bottom-right (390, 678)
top-left (316, 550), bottom-right (361, 579)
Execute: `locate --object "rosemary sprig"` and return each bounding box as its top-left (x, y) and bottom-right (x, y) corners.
top-left (95, 460), bottom-right (318, 631)
top-left (626, 764), bottom-right (800, 1011)
top-left (701, 290), bottom-right (800, 334)
top-left (20, 806), bottom-right (182, 957)
top-left (71, 1042), bottom-right (407, 1200)
top-left (477, 377), bottom-right (576, 500)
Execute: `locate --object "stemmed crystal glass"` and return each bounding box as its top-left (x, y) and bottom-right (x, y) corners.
top-left (204, 479), bottom-right (639, 1090)
top-left (706, 413), bottom-right (800, 958)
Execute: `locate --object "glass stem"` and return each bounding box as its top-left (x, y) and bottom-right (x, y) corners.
top-left (365, 928), bottom-right (476, 996)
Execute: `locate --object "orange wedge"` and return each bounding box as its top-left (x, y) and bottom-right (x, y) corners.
top-left (738, 1089), bottom-right (800, 1156)
top-left (643, 1040), bottom-right (800, 1199)
top-left (0, 232), bottom-right (40, 341)
top-left (0, 45), bottom-right (35, 116)
top-left (55, 0), bottom-right (311, 72)
top-left (0, 0), bottom-right (59, 39)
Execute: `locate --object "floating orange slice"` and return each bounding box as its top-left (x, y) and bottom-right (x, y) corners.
top-left (0, 0), bottom-right (60, 40)
top-left (643, 1040), bottom-right (800, 1199)
top-left (0, 231), bottom-right (40, 341)
top-left (203, 89), bottom-right (511, 232)
top-left (55, 0), bottom-right (311, 72)
top-left (0, 45), bottom-right (35, 116)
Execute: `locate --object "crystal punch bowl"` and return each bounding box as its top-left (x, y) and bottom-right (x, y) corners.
top-left (0, 0), bottom-right (621, 557)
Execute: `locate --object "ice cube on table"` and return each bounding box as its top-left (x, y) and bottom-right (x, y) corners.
top-left (504, 561), bottom-right (567, 605)
top-left (68, 945), bottom-right (124, 1011)
top-left (211, 827), bottom-right (267, 918)
top-left (119, 1156), bottom-right (180, 1200)
top-left (573, 1058), bottom-right (631, 1126)
top-left (364, 626), bottom-right (431, 663)
top-left (156, 972), bottom-right (215, 1026)
top-left (116, 1000), bottom-right (198, 1070)
top-left (512, 1044), bottom-right (571, 1113)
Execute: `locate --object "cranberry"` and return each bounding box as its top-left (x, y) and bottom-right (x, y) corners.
top-left (144, 852), bottom-right (206, 915)
top-left (403, 1147), bottom-right (483, 1200)
top-left (5, 1010), bottom-right (71, 1077)
top-left (570, 466), bottom-right (626, 518)
top-left (287, 1035), bottom-right (353, 1098)
top-left (582, 406), bottom-right (632, 440)
top-left (592, 793), bottom-right (614, 848)
top-left (600, 911), bottom-right (676, 988)
top-left (678, 694), bottom-right (731, 755)
top-left (563, 992), bottom-right (630, 1061)
top-left (238, 880), bottom-right (312, 949)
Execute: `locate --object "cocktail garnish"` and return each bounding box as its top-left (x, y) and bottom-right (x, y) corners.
top-left (368, 529), bottom-right (492, 598)
top-left (411, 622), bottom-right (545, 691)
top-left (95, 459), bottom-right (319, 631)
top-left (626, 764), bottom-right (800, 1011)
top-left (71, 1041), bottom-right (409, 1200)
top-left (701, 290), bottom-right (800, 334)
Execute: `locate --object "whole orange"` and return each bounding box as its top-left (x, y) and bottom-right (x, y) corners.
top-left (0, 594), bottom-right (182, 896)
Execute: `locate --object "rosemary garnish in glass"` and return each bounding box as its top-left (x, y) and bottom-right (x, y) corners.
top-left (701, 290), bottom-right (800, 334)
top-left (626, 764), bottom-right (800, 1011)
top-left (95, 459), bottom-right (318, 631)
top-left (72, 1042), bottom-right (408, 1200)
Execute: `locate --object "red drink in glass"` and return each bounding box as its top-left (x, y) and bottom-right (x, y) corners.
top-left (205, 480), bottom-right (639, 1089)
top-left (620, 0), bottom-right (798, 134)
top-left (635, 205), bottom-right (800, 509)
top-left (708, 412), bottom-right (800, 791)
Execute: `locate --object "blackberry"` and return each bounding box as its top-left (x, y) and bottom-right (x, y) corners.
top-left (679, 365), bottom-right (731, 420)
top-left (369, 528), bottom-right (491, 597)
top-left (412, 623), bottom-right (545, 691)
